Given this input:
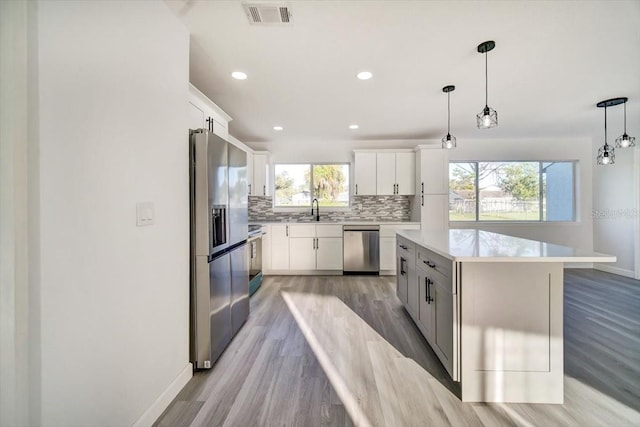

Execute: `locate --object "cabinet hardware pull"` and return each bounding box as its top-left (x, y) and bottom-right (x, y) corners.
top-left (421, 195), bottom-right (424, 206)
top-left (248, 184), bottom-right (252, 195)
top-left (426, 277), bottom-right (433, 304)
top-left (425, 260), bottom-right (436, 269)
top-left (286, 225), bottom-right (289, 237)
top-left (425, 277), bottom-right (429, 303)
top-left (316, 238), bottom-right (318, 250)
top-left (400, 257), bottom-right (406, 276)
top-left (421, 182), bottom-right (424, 194)
top-left (263, 185), bottom-right (266, 195)
top-left (355, 184), bottom-right (358, 195)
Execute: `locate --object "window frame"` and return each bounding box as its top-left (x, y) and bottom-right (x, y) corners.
top-left (449, 160), bottom-right (576, 223)
top-left (273, 162), bottom-right (351, 211)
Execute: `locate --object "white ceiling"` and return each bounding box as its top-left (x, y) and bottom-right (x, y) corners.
top-left (165, 0), bottom-right (640, 148)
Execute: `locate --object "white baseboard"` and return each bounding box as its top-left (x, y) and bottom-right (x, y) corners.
top-left (593, 263), bottom-right (636, 279)
top-left (133, 363), bottom-right (193, 427)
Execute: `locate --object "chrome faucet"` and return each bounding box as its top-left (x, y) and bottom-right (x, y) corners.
top-left (311, 198), bottom-right (320, 221)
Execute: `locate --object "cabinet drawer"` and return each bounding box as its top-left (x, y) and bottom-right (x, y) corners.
top-left (289, 224), bottom-right (315, 238)
top-left (397, 236), bottom-right (416, 260)
top-left (417, 246), bottom-right (452, 281)
top-left (316, 224), bottom-right (343, 237)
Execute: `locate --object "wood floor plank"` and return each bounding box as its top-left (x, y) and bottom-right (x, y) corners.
top-left (154, 269), bottom-right (640, 427)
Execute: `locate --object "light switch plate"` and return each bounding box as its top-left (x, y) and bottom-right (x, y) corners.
top-left (136, 202), bottom-right (154, 226)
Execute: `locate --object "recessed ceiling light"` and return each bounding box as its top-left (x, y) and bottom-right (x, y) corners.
top-left (231, 71), bottom-right (247, 80)
top-left (349, 124), bottom-right (359, 129)
top-left (357, 71), bottom-right (373, 80)
top-left (273, 126), bottom-right (283, 131)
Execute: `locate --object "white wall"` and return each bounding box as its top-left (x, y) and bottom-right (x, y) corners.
top-left (37, 1), bottom-right (191, 426)
top-left (592, 138), bottom-right (638, 277)
top-left (1, 1), bottom-right (37, 425)
top-left (448, 138), bottom-right (594, 252)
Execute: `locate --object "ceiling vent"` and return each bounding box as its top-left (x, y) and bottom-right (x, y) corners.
top-left (242, 3), bottom-right (292, 25)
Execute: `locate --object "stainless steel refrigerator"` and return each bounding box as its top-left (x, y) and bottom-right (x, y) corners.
top-left (189, 129), bottom-right (249, 369)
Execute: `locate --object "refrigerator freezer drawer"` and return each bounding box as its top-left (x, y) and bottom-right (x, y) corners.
top-left (230, 243), bottom-right (250, 337)
top-left (191, 254), bottom-right (232, 369)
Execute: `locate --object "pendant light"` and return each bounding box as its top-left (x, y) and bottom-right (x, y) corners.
top-left (476, 40), bottom-right (498, 129)
top-left (615, 98), bottom-right (635, 148)
top-left (442, 85), bottom-right (457, 149)
top-left (596, 98), bottom-right (624, 165)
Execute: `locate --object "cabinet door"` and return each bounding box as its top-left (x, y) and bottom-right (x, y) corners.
top-left (421, 194), bottom-right (449, 231)
top-left (420, 149), bottom-right (448, 194)
top-left (395, 152), bottom-right (415, 195)
top-left (270, 224), bottom-right (290, 270)
top-left (246, 151), bottom-right (254, 196)
top-left (432, 275), bottom-right (454, 374)
top-left (261, 225), bottom-right (271, 271)
top-left (376, 153), bottom-right (396, 195)
top-left (253, 153), bottom-right (269, 196)
top-left (189, 102), bottom-right (205, 130)
top-left (396, 251), bottom-right (409, 305)
top-left (316, 237), bottom-right (343, 270)
top-left (380, 237), bottom-right (396, 270)
top-left (407, 264), bottom-right (419, 319)
top-left (417, 268), bottom-right (434, 341)
top-left (354, 152), bottom-right (377, 195)
top-left (289, 237), bottom-right (316, 270)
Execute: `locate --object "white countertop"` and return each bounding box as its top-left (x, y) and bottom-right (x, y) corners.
top-left (397, 229), bottom-right (616, 263)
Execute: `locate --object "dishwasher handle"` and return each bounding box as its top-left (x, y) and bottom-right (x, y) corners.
top-left (343, 225), bottom-right (380, 231)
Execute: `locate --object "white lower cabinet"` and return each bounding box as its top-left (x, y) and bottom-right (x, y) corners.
top-left (380, 237), bottom-right (396, 270)
top-left (380, 224), bottom-right (420, 274)
top-left (270, 224), bottom-right (290, 270)
top-left (288, 224), bottom-right (343, 271)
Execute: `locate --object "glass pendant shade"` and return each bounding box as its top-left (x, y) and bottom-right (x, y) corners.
top-left (477, 41), bottom-right (497, 129)
top-left (597, 144), bottom-right (615, 165)
top-left (615, 133), bottom-right (636, 148)
top-left (442, 85), bottom-right (457, 149)
top-left (442, 133), bottom-right (457, 149)
top-left (596, 101), bottom-right (615, 165)
top-left (615, 101), bottom-right (635, 148)
top-left (477, 105), bottom-right (498, 129)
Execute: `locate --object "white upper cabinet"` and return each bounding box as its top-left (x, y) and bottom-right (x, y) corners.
top-left (376, 151), bottom-right (415, 196)
top-left (246, 151), bottom-right (254, 196)
top-left (252, 152), bottom-right (270, 196)
top-left (188, 84), bottom-right (231, 140)
top-left (417, 146), bottom-right (448, 195)
top-left (354, 152), bottom-right (377, 195)
top-left (376, 153), bottom-right (396, 195)
top-left (355, 150), bottom-right (415, 196)
top-left (395, 152), bottom-right (415, 195)
top-left (189, 102), bottom-right (205, 130)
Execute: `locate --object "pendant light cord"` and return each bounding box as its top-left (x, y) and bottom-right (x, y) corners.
top-left (485, 50), bottom-right (488, 106)
top-left (624, 101), bottom-right (627, 132)
top-left (604, 105), bottom-right (608, 147)
top-left (447, 92), bottom-right (451, 133)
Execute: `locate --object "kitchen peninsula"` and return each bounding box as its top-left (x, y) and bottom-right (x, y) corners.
top-left (395, 229), bottom-right (616, 404)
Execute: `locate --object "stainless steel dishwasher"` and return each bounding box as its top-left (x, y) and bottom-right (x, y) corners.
top-left (343, 225), bottom-right (380, 274)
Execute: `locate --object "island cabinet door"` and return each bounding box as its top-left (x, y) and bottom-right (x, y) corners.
top-left (396, 253), bottom-right (408, 306)
top-left (431, 272), bottom-right (454, 376)
top-left (417, 268), bottom-right (434, 340)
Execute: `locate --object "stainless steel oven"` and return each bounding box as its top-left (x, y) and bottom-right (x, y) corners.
top-left (248, 225), bottom-right (263, 295)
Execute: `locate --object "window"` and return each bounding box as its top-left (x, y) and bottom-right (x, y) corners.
top-left (274, 163), bottom-right (350, 208)
top-left (449, 161), bottom-right (575, 222)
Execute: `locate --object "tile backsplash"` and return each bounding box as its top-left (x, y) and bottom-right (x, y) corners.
top-left (248, 195), bottom-right (412, 222)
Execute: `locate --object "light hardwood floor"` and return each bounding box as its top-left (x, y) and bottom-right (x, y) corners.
top-left (154, 270), bottom-right (640, 427)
